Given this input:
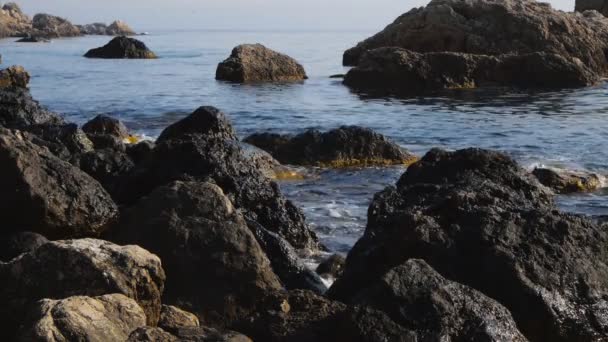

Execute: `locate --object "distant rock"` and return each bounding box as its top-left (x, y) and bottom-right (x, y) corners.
top-left (216, 44), bottom-right (307, 82)
top-left (244, 126), bottom-right (418, 167)
top-left (576, 0), bottom-right (608, 17)
top-left (32, 13), bottom-right (81, 38)
top-left (15, 35), bottom-right (49, 43)
top-left (78, 20), bottom-right (135, 36)
top-left (533, 167), bottom-right (603, 193)
top-left (84, 36), bottom-right (157, 59)
top-left (0, 3), bottom-right (32, 38)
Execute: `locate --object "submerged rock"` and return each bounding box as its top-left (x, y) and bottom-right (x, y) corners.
top-left (533, 167), bottom-right (603, 193)
top-left (0, 129), bottom-right (118, 238)
top-left (344, 48), bottom-right (598, 94)
top-left (216, 44), bottom-right (307, 83)
top-left (18, 294), bottom-right (147, 342)
top-left (32, 13), bottom-right (81, 38)
top-left (328, 148), bottom-right (608, 341)
top-left (244, 126), bottom-right (418, 167)
top-left (84, 36), bottom-right (157, 59)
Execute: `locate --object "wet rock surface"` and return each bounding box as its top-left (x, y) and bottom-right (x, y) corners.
top-left (533, 167), bottom-right (603, 193)
top-left (84, 36), bottom-right (157, 59)
top-left (316, 254), bottom-right (345, 280)
top-left (216, 44), bottom-right (307, 83)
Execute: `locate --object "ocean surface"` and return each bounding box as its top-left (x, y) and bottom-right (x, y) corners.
top-left (2, 30), bottom-right (608, 255)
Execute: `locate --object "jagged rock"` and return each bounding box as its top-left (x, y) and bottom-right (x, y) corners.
top-left (533, 167), bottom-right (603, 193)
top-left (576, 0), bottom-right (608, 17)
top-left (244, 126), bottom-right (418, 167)
top-left (32, 13), bottom-right (81, 38)
top-left (128, 327), bottom-right (177, 342)
top-left (107, 20), bottom-right (136, 35)
top-left (75, 148), bottom-right (135, 195)
top-left (23, 123), bottom-right (94, 160)
top-left (0, 232), bottom-right (48, 261)
top-left (344, 48), bottom-right (598, 94)
top-left (0, 129), bottom-right (118, 238)
top-left (0, 3), bottom-right (31, 38)
top-left (113, 181), bottom-right (282, 326)
top-left (84, 36), bottom-right (157, 59)
top-left (82, 114), bottom-right (130, 140)
top-left (0, 239), bottom-right (165, 338)
top-left (17, 294), bottom-right (147, 342)
top-left (159, 305), bottom-right (199, 334)
top-left (343, 0), bottom-right (608, 77)
top-left (316, 254), bottom-right (345, 280)
top-left (156, 106), bottom-right (237, 143)
top-left (216, 44), bottom-right (307, 83)
top-left (77, 23), bottom-right (108, 35)
top-left (328, 148), bottom-right (608, 342)
top-left (0, 65), bottom-right (30, 89)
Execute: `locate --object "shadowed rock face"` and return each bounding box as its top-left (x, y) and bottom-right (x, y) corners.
top-left (343, 0), bottom-right (608, 77)
top-left (32, 13), bottom-right (81, 38)
top-left (576, 0), bottom-right (608, 17)
top-left (328, 148), bottom-right (608, 341)
top-left (84, 36), bottom-right (157, 59)
top-left (216, 44), bottom-right (307, 83)
top-left (128, 326), bottom-right (253, 342)
top-left (344, 48), bottom-right (599, 94)
top-left (244, 126), bottom-right (418, 167)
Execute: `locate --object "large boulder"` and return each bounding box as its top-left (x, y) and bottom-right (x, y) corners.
top-left (244, 126), bottom-right (418, 167)
top-left (32, 13), bottom-right (81, 38)
top-left (158, 305), bottom-right (200, 333)
top-left (216, 44), bottom-right (307, 83)
top-left (0, 129), bottom-right (118, 238)
top-left (576, 0), bottom-right (608, 17)
top-left (328, 148), bottom-right (608, 342)
top-left (0, 3), bottom-right (32, 38)
top-left (82, 114), bottom-right (130, 140)
top-left (113, 181), bottom-right (282, 326)
top-left (17, 294), bottom-right (147, 342)
top-left (156, 106), bottom-right (237, 143)
top-left (0, 239), bottom-right (165, 338)
top-left (23, 123), bottom-right (94, 160)
top-left (343, 0), bottom-right (608, 76)
top-left (84, 36), bottom-right (157, 59)
top-left (128, 326), bottom-right (252, 342)
top-left (344, 48), bottom-right (598, 94)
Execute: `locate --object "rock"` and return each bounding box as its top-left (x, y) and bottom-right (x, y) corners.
top-left (84, 36), bottom-right (157, 59)
top-left (156, 106), bottom-right (237, 143)
top-left (216, 44), bottom-right (307, 83)
top-left (172, 327), bottom-right (252, 342)
top-left (17, 294), bottom-right (147, 342)
top-left (248, 219), bottom-right (328, 294)
top-left (328, 148), bottom-right (608, 342)
top-left (316, 254), bottom-right (345, 280)
top-left (86, 132), bottom-right (126, 151)
top-left (344, 48), bottom-right (598, 94)
top-left (82, 114), bottom-right (130, 140)
top-left (15, 35), bottom-right (49, 43)
top-left (32, 13), bottom-right (81, 38)
top-left (0, 65), bottom-right (30, 89)
top-left (0, 238), bottom-right (165, 337)
top-left (126, 140), bottom-right (155, 163)
top-left (113, 181), bottom-right (282, 326)
top-left (159, 305), bottom-right (199, 333)
top-left (116, 108), bottom-right (318, 250)
top-left (533, 167), bottom-right (603, 193)
top-left (353, 259), bottom-right (527, 341)
top-left (331, 306), bottom-right (416, 342)
top-left (77, 22), bottom-right (109, 35)
top-left (0, 3), bottom-right (32, 38)
top-left (128, 327), bottom-right (178, 342)
top-left (241, 143), bottom-right (303, 180)
top-left (0, 232), bottom-right (48, 261)
top-left (343, 0), bottom-right (608, 77)
top-left (0, 129), bottom-right (118, 239)
top-left (244, 126), bottom-right (418, 167)
top-left (75, 148), bottom-right (135, 196)
top-left (23, 123), bottom-right (94, 160)
top-left (576, 0), bottom-right (608, 17)
top-left (107, 20), bottom-right (136, 36)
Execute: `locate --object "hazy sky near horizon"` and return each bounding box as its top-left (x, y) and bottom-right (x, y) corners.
top-left (14, 0), bottom-right (575, 31)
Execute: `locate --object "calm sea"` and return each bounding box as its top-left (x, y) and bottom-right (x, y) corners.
top-left (2, 30), bottom-right (608, 253)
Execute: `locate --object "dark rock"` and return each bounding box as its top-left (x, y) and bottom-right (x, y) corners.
top-left (328, 148), bottom-right (608, 342)
top-left (159, 305), bottom-right (200, 334)
top-left (156, 106), bottom-right (237, 143)
top-left (86, 133), bottom-right (126, 151)
top-left (533, 167), bottom-right (603, 193)
top-left (241, 142), bottom-right (302, 180)
top-left (128, 327), bottom-right (178, 342)
top-left (171, 327), bottom-right (252, 342)
top-left (343, 0), bottom-right (608, 76)
top-left (344, 48), bottom-right (598, 94)
top-left (0, 129), bottom-right (118, 239)
top-left (353, 259), bottom-right (527, 341)
top-left (576, 0), bottom-right (608, 17)
top-left (0, 232), bottom-right (48, 261)
top-left (316, 254), bottom-right (345, 280)
top-left (331, 306), bottom-right (416, 342)
top-left (32, 13), bottom-right (81, 38)
top-left (216, 44), bottom-right (307, 83)
top-left (113, 181), bottom-right (282, 326)
top-left (15, 35), bottom-right (49, 43)
top-left (17, 294), bottom-right (147, 342)
top-left (82, 114), bottom-right (130, 140)
top-left (244, 126), bottom-right (418, 167)
top-left (126, 140), bottom-right (155, 164)
top-left (0, 238), bottom-right (165, 338)
top-left (75, 148), bottom-right (135, 195)
top-left (248, 219), bottom-right (327, 294)
top-left (84, 36), bottom-right (157, 59)
top-left (329, 74), bottom-right (345, 78)
top-left (23, 123), bottom-right (94, 160)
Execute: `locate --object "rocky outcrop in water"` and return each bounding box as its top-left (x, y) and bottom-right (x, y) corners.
top-left (32, 13), bottom-right (81, 38)
top-left (15, 35), bottom-right (49, 43)
top-left (78, 20), bottom-right (136, 36)
top-left (0, 3), bottom-right (31, 37)
top-left (244, 126), bottom-right (418, 167)
top-left (216, 44), bottom-right (307, 83)
top-left (84, 36), bottom-right (157, 59)
top-left (83, 114), bottom-right (131, 141)
top-left (328, 148), bottom-right (608, 341)
top-left (344, 48), bottom-right (599, 94)
top-left (156, 106), bottom-right (237, 143)
top-left (533, 167), bottom-right (603, 193)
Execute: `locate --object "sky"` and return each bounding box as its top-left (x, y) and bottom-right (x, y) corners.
top-left (14, 0), bottom-right (575, 31)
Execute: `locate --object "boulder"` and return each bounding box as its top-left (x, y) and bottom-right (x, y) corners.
top-left (0, 239), bottom-right (165, 337)
top-left (0, 3), bottom-right (32, 38)
top-left (107, 20), bottom-right (136, 35)
top-left (128, 327), bottom-right (178, 342)
top-left (216, 44), bottom-right (307, 83)
top-left (128, 326), bottom-right (252, 342)
top-left (156, 106), bottom-right (237, 143)
top-left (353, 259), bottom-right (527, 341)
top-left (126, 140), bottom-right (155, 163)
top-left (0, 232), bottom-right (48, 262)
top-left (244, 126), bottom-right (418, 167)
top-left (113, 181), bottom-right (282, 326)
top-left (15, 35), bottom-right (49, 43)
top-left (344, 48), bottom-right (598, 94)
top-left (241, 143), bottom-right (303, 180)
top-left (532, 167), bottom-right (603, 193)
top-left (32, 13), bottom-right (81, 38)
top-left (159, 305), bottom-right (199, 333)
top-left (17, 294), bottom-right (147, 342)
top-left (316, 254), bottom-right (345, 280)
top-left (0, 129), bottom-right (118, 238)
top-left (328, 148), bottom-right (608, 342)
top-left (343, 0), bottom-right (608, 77)
top-left (75, 148), bottom-right (135, 196)
top-left (82, 114), bottom-right (130, 140)
top-left (84, 36), bottom-right (157, 59)
top-left (576, 0), bottom-right (608, 17)
top-left (77, 22), bottom-right (108, 35)
top-left (0, 65), bottom-right (30, 88)
top-left (23, 123), bottom-right (94, 160)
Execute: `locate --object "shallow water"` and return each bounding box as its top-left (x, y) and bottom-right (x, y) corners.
top-left (2, 30), bottom-right (608, 253)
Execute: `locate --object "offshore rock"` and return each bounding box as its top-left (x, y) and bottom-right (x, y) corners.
top-left (533, 167), bottom-right (603, 193)
top-left (84, 36), bottom-right (157, 59)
